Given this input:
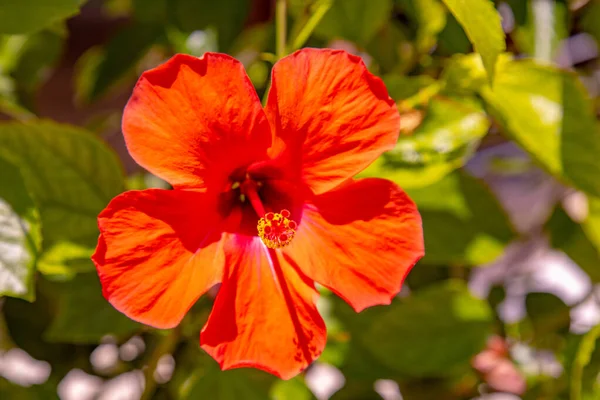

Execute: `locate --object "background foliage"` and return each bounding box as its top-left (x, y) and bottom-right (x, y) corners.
top-left (1, 0), bottom-right (600, 399)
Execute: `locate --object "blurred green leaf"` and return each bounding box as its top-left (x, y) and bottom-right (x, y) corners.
top-left (173, 348), bottom-right (274, 400)
top-left (90, 23), bottom-right (164, 101)
top-left (584, 197), bottom-right (600, 248)
top-left (571, 325), bottom-right (600, 400)
top-left (0, 0), bottom-right (84, 34)
top-left (311, 0), bottom-right (392, 46)
top-left (132, 0), bottom-right (167, 23)
top-left (365, 21), bottom-right (411, 73)
top-left (172, 0), bottom-right (250, 51)
top-left (581, 0), bottom-right (600, 45)
top-left (506, 0), bottom-right (568, 61)
top-left (436, 11), bottom-right (471, 55)
top-left (547, 206), bottom-right (600, 282)
top-left (44, 273), bottom-right (139, 343)
top-left (407, 171), bottom-right (515, 265)
top-left (439, 0), bottom-right (505, 82)
top-left (0, 379), bottom-right (59, 400)
top-left (360, 280), bottom-right (493, 376)
top-left (396, 0), bottom-right (446, 53)
top-left (361, 94), bottom-right (489, 188)
top-left (0, 121), bottom-right (125, 278)
top-left (271, 377), bottom-right (315, 400)
top-left (525, 292), bottom-right (570, 349)
top-left (484, 59), bottom-right (600, 197)
top-left (446, 54), bottom-right (600, 198)
top-left (11, 30), bottom-right (63, 106)
top-left (0, 156), bottom-right (40, 301)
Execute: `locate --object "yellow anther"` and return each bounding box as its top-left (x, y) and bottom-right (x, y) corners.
top-left (257, 209), bottom-right (297, 249)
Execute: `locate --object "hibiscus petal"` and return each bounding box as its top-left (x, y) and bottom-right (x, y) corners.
top-left (265, 48), bottom-right (400, 194)
top-left (285, 178), bottom-right (424, 312)
top-left (123, 53), bottom-right (271, 190)
top-left (200, 235), bottom-right (326, 380)
top-left (92, 189), bottom-right (224, 328)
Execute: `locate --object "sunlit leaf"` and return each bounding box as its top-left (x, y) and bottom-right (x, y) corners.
top-left (406, 171), bottom-right (514, 266)
top-left (439, 0), bottom-right (505, 82)
top-left (44, 273), bottom-right (139, 343)
top-left (0, 156), bottom-right (40, 301)
top-left (361, 94), bottom-right (489, 188)
top-left (445, 54), bottom-right (600, 198)
top-left (360, 280), bottom-right (493, 376)
top-left (0, 0), bottom-right (84, 34)
top-left (0, 121), bottom-right (125, 277)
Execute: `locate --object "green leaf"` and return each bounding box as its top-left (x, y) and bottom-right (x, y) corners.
top-left (396, 0), bottom-right (447, 53)
top-left (360, 94), bottom-right (489, 188)
top-left (406, 171), bottom-right (515, 265)
top-left (360, 280), bottom-right (493, 376)
top-left (132, 0), bottom-right (167, 22)
top-left (364, 21), bottom-right (411, 73)
top-left (311, 0), bottom-right (393, 46)
top-left (439, 0), bottom-right (505, 82)
top-left (446, 54), bottom-right (600, 198)
top-left (0, 156), bottom-right (41, 301)
top-left (584, 197), bottom-right (600, 249)
top-left (436, 11), bottom-right (471, 55)
top-left (506, 0), bottom-right (568, 61)
top-left (571, 325), bottom-right (600, 400)
top-left (0, 121), bottom-right (125, 277)
top-left (0, 0), bottom-right (84, 34)
top-left (44, 273), bottom-right (139, 343)
top-left (581, 1), bottom-right (600, 45)
top-left (546, 206), bottom-right (600, 282)
top-left (90, 23), bottom-right (164, 101)
top-left (271, 377), bottom-right (315, 400)
top-left (173, 348), bottom-right (275, 400)
top-left (172, 0), bottom-right (251, 51)
top-left (525, 292), bottom-right (570, 349)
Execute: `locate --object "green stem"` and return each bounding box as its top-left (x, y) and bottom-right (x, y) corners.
top-left (275, 0), bottom-right (287, 59)
top-left (571, 324), bottom-right (600, 400)
top-left (289, 0), bottom-right (332, 51)
top-left (140, 328), bottom-right (180, 400)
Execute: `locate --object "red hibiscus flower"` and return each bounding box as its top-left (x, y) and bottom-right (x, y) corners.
top-left (92, 48), bottom-right (424, 379)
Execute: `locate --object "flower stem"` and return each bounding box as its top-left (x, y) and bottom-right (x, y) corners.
top-left (275, 0), bottom-right (287, 60)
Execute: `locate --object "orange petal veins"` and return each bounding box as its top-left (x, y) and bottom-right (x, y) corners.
top-left (92, 189), bottom-right (224, 328)
top-left (284, 178), bottom-right (424, 312)
top-left (200, 235), bottom-right (326, 379)
top-left (122, 53), bottom-right (271, 190)
top-left (265, 48), bottom-right (400, 194)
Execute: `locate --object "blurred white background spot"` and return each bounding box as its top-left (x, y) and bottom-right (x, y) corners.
top-left (305, 363), bottom-right (345, 400)
top-left (374, 379), bottom-right (403, 400)
top-left (0, 348), bottom-right (51, 386)
top-left (58, 369), bottom-right (103, 400)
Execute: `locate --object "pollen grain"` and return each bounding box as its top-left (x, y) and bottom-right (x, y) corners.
top-left (257, 209), bottom-right (297, 249)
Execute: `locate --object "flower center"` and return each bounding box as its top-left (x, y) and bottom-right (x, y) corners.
top-left (257, 209), bottom-right (297, 249)
top-left (238, 178), bottom-right (297, 249)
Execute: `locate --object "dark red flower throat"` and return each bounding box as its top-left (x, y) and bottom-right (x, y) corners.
top-left (220, 161), bottom-right (303, 248)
